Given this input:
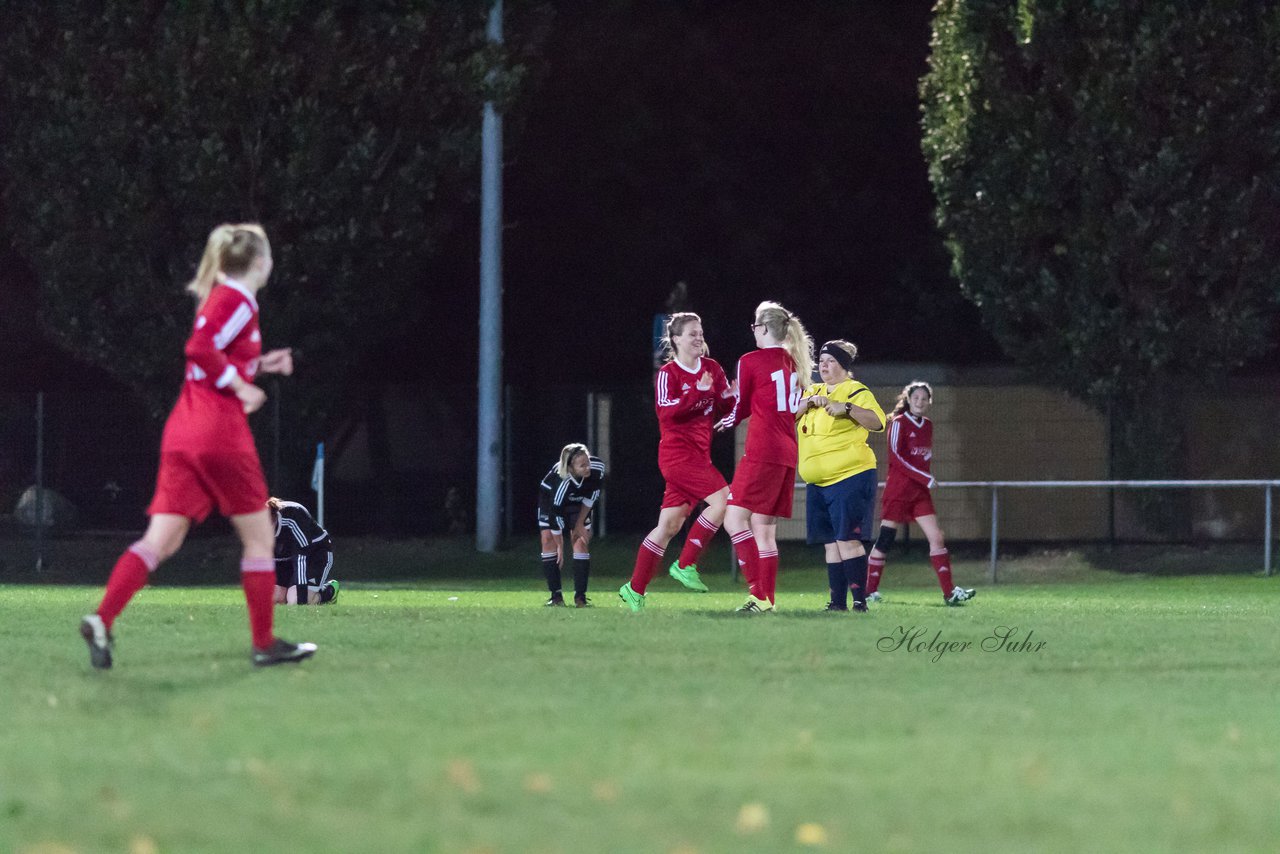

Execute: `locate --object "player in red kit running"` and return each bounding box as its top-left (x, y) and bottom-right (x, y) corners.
top-left (79, 223), bottom-right (317, 669)
top-left (716, 301), bottom-right (814, 613)
top-left (619, 312), bottom-right (736, 611)
top-left (866, 381), bottom-right (975, 606)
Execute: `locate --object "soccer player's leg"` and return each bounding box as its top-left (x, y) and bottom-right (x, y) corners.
top-left (807, 484), bottom-right (843, 609)
top-left (839, 470), bottom-right (877, 610)
top-left (539, 527), bottom-right (565, 606)
top-left (671, 468), bottom-right (729, 590)
top-left (917, 512), bottom-right (972, 604)
top-left (630, 500), bottom-right (686, 603)
top-left (868, 508), bottom-right (903, 601)
top-left (572, 515), bottom-right (592, 607)
top-left (83, 458), bottom-right (197, 670)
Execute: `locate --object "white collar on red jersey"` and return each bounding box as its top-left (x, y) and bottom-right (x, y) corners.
top-left (674, 356), bottom-right (702, 374)
top-left (215, 273), bottom-right (259, 312)
top-left (903, 412), bottom-right (926, 427)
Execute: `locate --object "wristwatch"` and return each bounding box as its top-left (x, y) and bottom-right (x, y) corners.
top-left (844, 402), bottom-right (853, 418)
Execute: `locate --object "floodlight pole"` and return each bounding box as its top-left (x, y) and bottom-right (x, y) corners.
top-left (475, 0), bottom-right (504, 552)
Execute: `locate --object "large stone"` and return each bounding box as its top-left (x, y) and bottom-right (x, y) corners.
top-left (14, 486), bottom-right (79, 529)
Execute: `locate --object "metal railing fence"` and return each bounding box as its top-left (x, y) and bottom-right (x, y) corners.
top-left (778, 481), bottom-right (1280, 581)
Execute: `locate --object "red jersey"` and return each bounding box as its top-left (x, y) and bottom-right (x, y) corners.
top-left (160, 279), bottom-right (262, 455)
top-left (721, 347), bottom-right (801, 465)
top-left (655, 356), bottom-right (732, 467)
top-left (884, 412), bottom-right (934, 498)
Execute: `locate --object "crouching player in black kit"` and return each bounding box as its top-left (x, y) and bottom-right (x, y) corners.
top-left (268, 497), bottom-right (339, 605)
top-left (537, 443), bottom-right (605, 607)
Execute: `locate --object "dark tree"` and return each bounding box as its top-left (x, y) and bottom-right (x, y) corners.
top-left (922, 1), bottom-right (1280, 486)
top-left (0, 1), bottom-right (547, 488)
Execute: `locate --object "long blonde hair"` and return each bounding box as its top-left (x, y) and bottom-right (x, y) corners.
top-left (754, 300), bottom-right (814, 383)
top-left (186, 223), bottom-right (270, 304)
top-left (557, 443), bottom-right (590, 479)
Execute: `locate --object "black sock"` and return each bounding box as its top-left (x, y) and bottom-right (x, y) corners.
top-left (844, 555), bottom-right (869, 605)
top-left (541, 553), bottom-right (562, 595)
top-left (573, 556), bottom-right (590, 599)
top-left (827, 562), bottom-right (846, 607)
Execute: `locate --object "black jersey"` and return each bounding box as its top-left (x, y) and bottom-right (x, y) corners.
top-left (537, 455), bottom-right (605, 531)
top-left (273, 500), bottom-right (334, 588)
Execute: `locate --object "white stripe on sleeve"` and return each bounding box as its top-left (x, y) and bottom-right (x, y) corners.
top-left (213, 303), bottom-right (253, 350)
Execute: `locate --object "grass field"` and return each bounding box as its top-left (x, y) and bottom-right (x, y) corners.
top-left (2, 542), bottom-right (1278, 853)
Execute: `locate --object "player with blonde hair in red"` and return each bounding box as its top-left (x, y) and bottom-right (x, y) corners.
top-left (79, 223), bottom-right (317, 668)
top-left (716, 300), bottom-right (813, 613)
top-left (620, 312), bottom-right (735, 611)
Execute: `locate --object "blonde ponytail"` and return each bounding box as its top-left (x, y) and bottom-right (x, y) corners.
top-left (185, 223), bottom-right (270, 305)
top-left (754, 300), bottom-right (814, 384)
top-left (557, 443), bottom-right (590, 479)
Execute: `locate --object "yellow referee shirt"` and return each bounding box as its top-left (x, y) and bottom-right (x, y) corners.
top-left (796, 379), bottom-right (886, 487)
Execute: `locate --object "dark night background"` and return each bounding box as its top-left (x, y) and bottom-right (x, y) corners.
top-left (414, 0), bottom-right (1002, 388)
top-left (0, 1), bottom-right (1008, 536)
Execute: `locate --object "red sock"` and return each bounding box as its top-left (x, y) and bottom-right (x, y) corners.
top-left (675, 513), bottom-right (720, 570)
top-left (241, 558), bottom-right (275, 650)
top-left (757, 549), bottom-right (778, 604)
top-left (930, 549), bottom-right (954, 596)
top-left (630, 537), bottom-right (665, 595)
top-left (730, 530), bottom-right (761, 598)
top-left (97, 542), bottom-right (159, 630)
top-left (867, 553), bottom-right (885, 594)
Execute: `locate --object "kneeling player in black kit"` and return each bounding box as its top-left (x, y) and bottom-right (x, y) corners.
top-left (268, 497), bottom-right (339, 605)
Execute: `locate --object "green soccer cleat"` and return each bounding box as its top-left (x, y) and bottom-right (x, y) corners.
top-left (320, 580), bottom-right (340, 605)
top-left (668, 561), bottom-right (709, 592)
top-left (618, 582), bottom-right (646, 612)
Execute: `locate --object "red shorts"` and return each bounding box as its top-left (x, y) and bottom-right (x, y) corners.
top-left (660, 458), bottom-right (728, 510)
top-left (880, 491), bottom-right (935, 524)
top-left (728, 458), bottom-right (796, 518)
top-left (147, 449), bottom-right (269, 523)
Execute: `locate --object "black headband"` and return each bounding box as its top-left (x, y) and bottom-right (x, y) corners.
top-left (819, 342), bottom-right (855, 372)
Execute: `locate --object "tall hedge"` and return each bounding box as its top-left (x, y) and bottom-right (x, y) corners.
top-left (0, 1), bottom-right (546, 488)
top-left (922, 0), bottom-right (1280, 485)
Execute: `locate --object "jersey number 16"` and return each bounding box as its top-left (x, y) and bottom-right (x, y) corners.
top-left (770, 369), bottom-right (801, 413)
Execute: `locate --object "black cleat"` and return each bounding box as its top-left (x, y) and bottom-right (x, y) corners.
top-left (252, 638), bottom-right (317, 667)
top-left (544, 593), bottom-right (566, 607)
top-left (852, 601), bottom-right (868, 613)
top-left (823, 602), bottom-right (848, 612)
top-left (80, 614), bottom-right (114, 669)
top-left (574, 594), bottom-right (592, 608)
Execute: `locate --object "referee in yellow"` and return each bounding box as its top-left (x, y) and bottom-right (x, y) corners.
top-left (795, 340), bottom-right (886, 611)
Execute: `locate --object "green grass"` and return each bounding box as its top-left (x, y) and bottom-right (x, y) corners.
top-left (2, 551), bottom-right (1278, 853)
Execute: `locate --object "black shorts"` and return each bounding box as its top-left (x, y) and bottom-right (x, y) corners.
top-left (536, 502), bottom-right (591, 534)
top-left (274, 543), bottom-right (334, 588)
